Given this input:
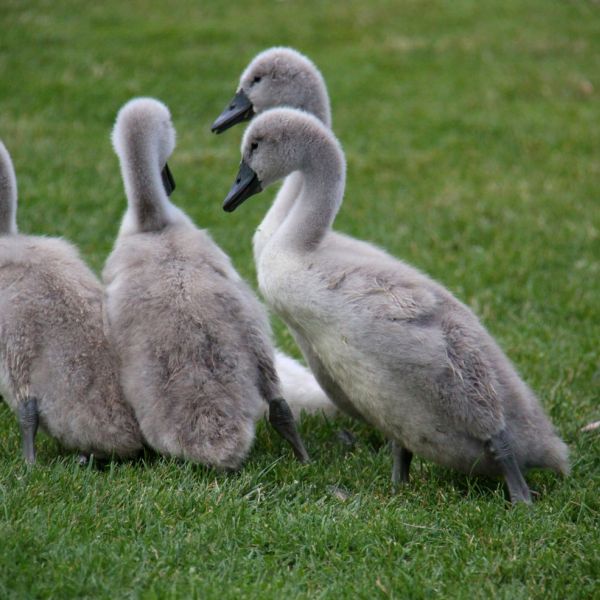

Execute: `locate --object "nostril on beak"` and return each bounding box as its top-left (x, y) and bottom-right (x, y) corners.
top-left (236, 177), bottom-right (241, 184)
top-left (229, 104), bottom-right (235, 110)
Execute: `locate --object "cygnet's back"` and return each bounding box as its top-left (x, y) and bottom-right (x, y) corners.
top-left (0, 141), bottom-right (142, 463)
top-left (103, 98), bottom-right (308, 469)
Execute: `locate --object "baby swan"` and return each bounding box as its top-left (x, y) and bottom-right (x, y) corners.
top-left (0, 141), bottom-right (142, 463)
top-left (104, 98), bottom-right (309, 469)
top-left (213, 48), bottom-right (340, 421)
top-left (212, 47), bottom-right (379, 423)
top-left (222, 108), bottom-right (569, 503)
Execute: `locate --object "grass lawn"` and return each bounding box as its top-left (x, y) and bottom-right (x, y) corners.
top-left (1, 0), bottom-right (599, 597)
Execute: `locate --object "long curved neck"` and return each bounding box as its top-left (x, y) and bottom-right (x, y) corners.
top-left (253, 82), bottom-right (332, 263)
top-left (0, 145), bottom-right (17, 235)
top-left (253, 171), bottom-right (303, 263)
top-left (272, 139), bottom-right (345, 253)
top-left (120, 139), bottom-right (171, 234)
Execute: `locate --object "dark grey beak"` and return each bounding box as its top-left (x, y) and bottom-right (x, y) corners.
top-left (211, 89), bottom-right (254, 134)
top-left (223, 161), bottom-right (262, 212)
top-left (161, 163), bottom-right (175, 196)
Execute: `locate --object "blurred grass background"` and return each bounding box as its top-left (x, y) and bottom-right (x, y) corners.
top-left (0, 1), bottom-right (598, 598)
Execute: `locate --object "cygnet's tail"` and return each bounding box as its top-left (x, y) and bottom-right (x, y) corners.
top-left (524, 420), bottom-right (570, 476)
top-left (541, 432), bottom-right (570, 476)
top-left (0, 141), bottom-right (17, 235)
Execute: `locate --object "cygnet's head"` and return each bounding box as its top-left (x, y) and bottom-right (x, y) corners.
top-left (112, 97), bottom-right (176, 195)
top-left (223, 108), bottom-right (342, 212)
top-left (211, 47), bottom-right (331, 134)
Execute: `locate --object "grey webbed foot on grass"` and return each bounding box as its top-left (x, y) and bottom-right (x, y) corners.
top-left (391, 441), bottom-right (413, 491)
top-left (18, 397), bottom-right (39, 464)
top-left (486, 429), bottom-right (532, 505)
top-left (269, 397), bottom-right (310, 463)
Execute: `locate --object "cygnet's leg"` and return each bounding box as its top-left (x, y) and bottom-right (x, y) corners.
top-left (485, 429), bottom-right (531, 505)
top-left (269, 398), bottom-right (310, 463)
top-left (391, 441), bottom-right (413, 490)
top-left (18, 397), bottom-right (39, 464)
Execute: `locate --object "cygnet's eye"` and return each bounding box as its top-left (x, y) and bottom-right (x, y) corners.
top-left (249, 136), bottom-right (263, 156)
top-left (251, 76), bottom-right (262, 85)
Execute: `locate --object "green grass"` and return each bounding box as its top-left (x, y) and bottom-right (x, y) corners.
top-left (1, 0), bottom-right (599, 597)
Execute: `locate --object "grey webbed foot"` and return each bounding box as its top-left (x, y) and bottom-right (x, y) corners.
top-left (391, 441), bottom-right (413, 491)
top-left (486, 429), bottom-right (531, 505)
top-left (18, 397), bottom-right (39, 464)
top-left (268, 398), bottom-right (310, 463)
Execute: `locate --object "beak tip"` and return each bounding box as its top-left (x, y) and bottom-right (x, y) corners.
top-left (222, 161), bottom-right (261, 214)
top-left (211, 90), bottom-right (254, 134)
